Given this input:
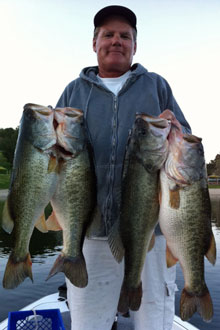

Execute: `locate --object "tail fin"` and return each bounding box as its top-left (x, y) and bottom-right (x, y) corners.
top-left (180, 287), bottom-right (213, 322)
top-left (118, 284), bottom-right (129, 314)
top-left (46, 253), bottom-right (88, 288)
top-left (118, 282), bottom-right (142, 314)
top-left (3, 253), bottom-right (33, 289)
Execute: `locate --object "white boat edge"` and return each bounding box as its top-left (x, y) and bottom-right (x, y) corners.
top-left (0, 292), bottom-right (199, 330)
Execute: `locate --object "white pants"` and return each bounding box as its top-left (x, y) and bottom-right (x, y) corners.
top-left (66, 235), bottom-right (177, 330)
top-left (130, 235), bottom-right (177, 330)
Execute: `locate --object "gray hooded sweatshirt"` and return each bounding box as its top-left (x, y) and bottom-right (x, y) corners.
top-left (56, 63), bottom-right (191, 238)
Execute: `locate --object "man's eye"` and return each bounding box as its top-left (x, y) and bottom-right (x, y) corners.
top-left (121, 34), bottom-right (130, 39)
top-left (105, 33), bottom-right (113, 38)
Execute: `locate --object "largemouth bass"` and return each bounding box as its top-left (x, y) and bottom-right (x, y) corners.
top-left (45, 107), bottom-right (96, 288)
top-left (2, 104), bottom-right (58, 289)
top-left (118, 113), bottom-right (171, 313)
top-left (159, 124), bottom-right (216, 322)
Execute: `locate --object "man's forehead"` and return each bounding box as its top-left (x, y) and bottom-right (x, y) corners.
top-left (99, 15), bottom-right (132, 28)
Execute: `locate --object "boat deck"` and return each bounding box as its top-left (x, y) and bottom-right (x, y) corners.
top-left (0, 292), bottom-right (198, 330)
top-left (61, 311), bottom-right (134, 330)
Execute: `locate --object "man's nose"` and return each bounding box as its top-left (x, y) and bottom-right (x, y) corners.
top-left (112, 34), bottom-right (122, 46)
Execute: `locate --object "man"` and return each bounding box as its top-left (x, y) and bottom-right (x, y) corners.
top-left (56, 5), bottom-right (191, 330)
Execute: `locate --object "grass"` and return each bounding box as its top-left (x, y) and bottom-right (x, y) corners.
top-left (209, 185), bottom-right (220, 189)
top-left (0, 174), bottom-right (10, 189)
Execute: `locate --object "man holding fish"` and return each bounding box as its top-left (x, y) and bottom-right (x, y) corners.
top-left (55, 5), bottom-right (192, 330)
top-left (4, 4), bottom-right (215, 330)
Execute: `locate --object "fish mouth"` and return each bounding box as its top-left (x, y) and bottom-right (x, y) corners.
top-left (135, 113), bottom-right (170, 129)
top-left (24, 103), bottom-right (54, 116)
top-left (55, 107), bottom-right (83, 117)
top-left (53, 118), bottom-right (59, 129)
top-left (53, 108), bottom-right (83, 132)
top-left (55, 145), bottom-right (74, 158)
top-left (24, 104), bottom-right (84, 157)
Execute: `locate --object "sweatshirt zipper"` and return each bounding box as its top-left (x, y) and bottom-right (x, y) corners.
top-left (104, 95), bottom-right (118, 234)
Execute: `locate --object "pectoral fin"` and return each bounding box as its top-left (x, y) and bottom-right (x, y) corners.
top-left (35, 213), bottom-right (48, 233)
top-left (169, 189), bottom-right (180, 209)
top-left (1, 199), bottom-right (14, 234)
top-left (166, 245), bottom-right (178, 267)
top-left (108, 220), bottom-right (125, 263)
top-left (48, 156), bottom-right (58, 173)
top-left (205, 232), bottom-right (216, 265)
top-left (46, 211), bottom-right (62, 231)
top-left (148, 233), bottom-right (155, 252)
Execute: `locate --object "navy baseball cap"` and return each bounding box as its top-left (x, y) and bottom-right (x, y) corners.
top-left (94, 5), bottom-right (137, 31)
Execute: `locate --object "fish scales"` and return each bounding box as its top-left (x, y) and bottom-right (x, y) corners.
top-left (118, 114), bottom-right (171, 313)
top-left (159, 126), bottom-right (216, 322)
top-left (2, 104), bottom-right (58, 289)
top-left (160, 172), bottom-right (212, 291)
top-left (8, 143), bottom-right (57, 256)
top-left (46, 107), bottom-right (96, 288)
top-left (121, 162), bottom-right (159, 287)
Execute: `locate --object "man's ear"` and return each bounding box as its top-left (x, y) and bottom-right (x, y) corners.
top-left (93, 39), bottom-right (97, 53)
top-left (133, 42), bottom-right (137, 55)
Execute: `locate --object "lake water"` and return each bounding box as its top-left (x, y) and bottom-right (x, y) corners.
top-left (0, 194), bottom-right (219, 329)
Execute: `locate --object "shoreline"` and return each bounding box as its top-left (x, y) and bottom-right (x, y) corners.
top-left (0, 189), bottom-right (8, 201)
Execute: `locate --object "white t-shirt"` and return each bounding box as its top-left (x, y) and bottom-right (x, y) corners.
top-left (97, 70), bottom-right (131, 95)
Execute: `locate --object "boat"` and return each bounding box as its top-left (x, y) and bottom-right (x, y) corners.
top-left (0, 286), bottom-right (199, 330)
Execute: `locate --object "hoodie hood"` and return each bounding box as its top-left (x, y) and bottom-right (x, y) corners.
top-left (79, 63), bottom-right (148, 86)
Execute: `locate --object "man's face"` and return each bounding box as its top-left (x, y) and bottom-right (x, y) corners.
top-left (93, 16), bottom-right (137, 77)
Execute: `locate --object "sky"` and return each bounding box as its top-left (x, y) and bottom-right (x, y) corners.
top-left (0, 0), bottom-right (220, 163)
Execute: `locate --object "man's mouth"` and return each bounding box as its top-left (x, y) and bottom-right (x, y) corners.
top-left (109, 50), bottom-right (123, 55)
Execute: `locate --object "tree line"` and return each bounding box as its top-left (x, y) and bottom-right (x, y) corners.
top-left (0, 128), bottom-right (19, 171)
top-left (207, 154), bottom-right (220, 176)
top-left (0, 127), bottom-right (219, 176)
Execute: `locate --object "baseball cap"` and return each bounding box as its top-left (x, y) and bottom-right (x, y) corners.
top-left (94, 5), bottom-right (137, 31)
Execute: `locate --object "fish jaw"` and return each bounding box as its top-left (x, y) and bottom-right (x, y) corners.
top-left (133, 114), bottom-right (171, 172)
top-left (159, 109), bottom-right (182, 132)
top-left (55, 107), bottom-right (86, 156)
top-left (166, 125), bottom-right (205, 185)
top-left (22, 103), bottom-right (57, 151)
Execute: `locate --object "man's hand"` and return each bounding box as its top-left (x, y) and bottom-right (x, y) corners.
top-left (159, 109), bottom-right (182, 132)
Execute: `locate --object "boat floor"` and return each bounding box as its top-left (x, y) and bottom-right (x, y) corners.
top-left (0, 293), bottom-right (198, 330)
